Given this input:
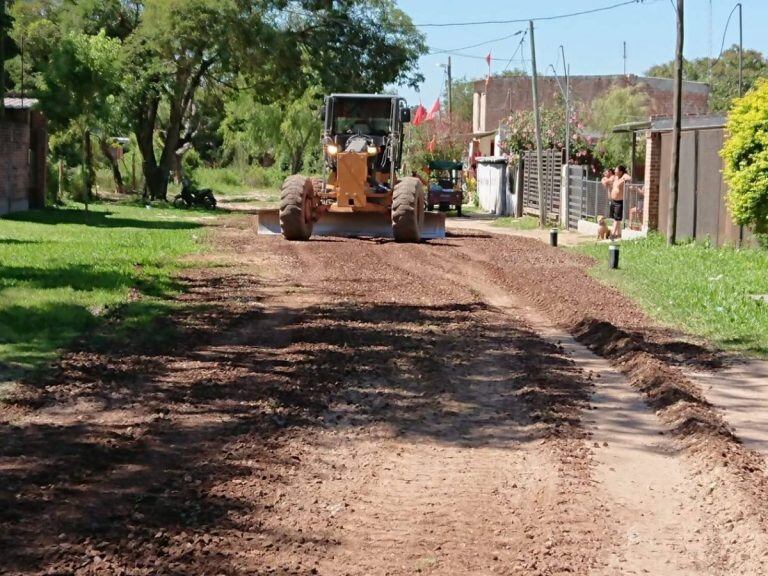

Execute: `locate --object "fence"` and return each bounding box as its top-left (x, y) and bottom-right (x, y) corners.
top-left (521, 149), bottom-right (562, 220)
top-left (566, 165), bottom-right (644, 230)
top-left (657, 127), bottom-right (753, 246)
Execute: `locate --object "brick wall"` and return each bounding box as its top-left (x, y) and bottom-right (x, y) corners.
top-left (0, 118), bottom-right (31, 215)
top-left (642, 130), bottom-right (661, 231)
top-left (474, 75), bottom-right (710, 133)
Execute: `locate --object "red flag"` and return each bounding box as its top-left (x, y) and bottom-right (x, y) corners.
top-left (485, 51), bottom-right (492, 87)
top-left (412, 104), bottom-right (427, 126)
top-left (425, 98), bottom-right (441, 121)
top-left (485, 52), bottom-right (492, 67)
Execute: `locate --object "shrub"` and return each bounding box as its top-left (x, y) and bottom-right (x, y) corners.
top-left (721, 78), bottom-right (768, 234)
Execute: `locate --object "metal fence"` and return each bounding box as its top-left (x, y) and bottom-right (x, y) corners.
top-left (521, 149), bottom-right (562, 220)
top-left (566, 165), bottom-right (644, 230)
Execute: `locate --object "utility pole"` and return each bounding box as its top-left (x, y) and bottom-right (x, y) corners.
top-left (529, 20), bottom-right (546, 228)
top-left (738, 3), bottom-right (743, 97)
top-left (668, 0), bottom-right (684, 246)
top-left (447, 56), bottom-right (452, 119)
top-left (623, 41), bottom-right (627, 76)
top-left (561, 45), bottom-right (570, 166)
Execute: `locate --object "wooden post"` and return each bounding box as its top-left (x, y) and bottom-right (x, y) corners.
top-left (58, 160), bottom-right (64, 204)
top-left (668, 0), bottom-right (684, 246)
top-left (529, 20), bottom-right (546, 228)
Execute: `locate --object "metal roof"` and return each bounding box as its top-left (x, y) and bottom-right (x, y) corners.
top-left (612, 114), bottom-right (727, 134)
top-left (3, 97), bottom-right (39, 110)
top-left (650, 114), bottom-right (726, 132)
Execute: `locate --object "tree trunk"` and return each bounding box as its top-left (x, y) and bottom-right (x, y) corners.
top-left (134, 59), bottom-right (213, 201)
top-left (83, 128), bottom-right (94, 206)
top-left (100, 138), bottom-right (125, 194)
top-left (135, 94), bottom-right (167, 201)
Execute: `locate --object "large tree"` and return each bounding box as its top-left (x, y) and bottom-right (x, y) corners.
top-left (588, 86), bottom-right (649, 170)
top-left (10, 0), bottom-right (426, 200)
top-left (646, 46), bottom-right (768, 112)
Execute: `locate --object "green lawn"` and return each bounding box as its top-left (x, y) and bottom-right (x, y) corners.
top-left (491, 215), bottom-right (540, 230)
top-left (576, 234), bottom-right (768, 358)
top-left (0, 203), bottom-right (207, 382)
top-left (193, 167), bottom-right (282, 201)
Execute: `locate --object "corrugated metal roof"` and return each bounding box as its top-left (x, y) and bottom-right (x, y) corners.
top-left (3, 97), bottom-right (39, 110)
top-left (650, 114), bottom-right (726, 132)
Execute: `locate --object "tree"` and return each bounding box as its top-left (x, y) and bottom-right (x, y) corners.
top-left (445, 77), bottom-right (474, 124)
top-left (646, 46), bottom-right (768, 112)
top-left (10, 0), bottom-right (427, 201)
top-left (445, 69), bottom-right (529, 125)
top-left (588, 86), bottom-right (649, 170)
top-left (36, 30), bottom-right (124, 201)
top-left (721, 78), bottom-right (768, 235)
top-left (221, 85), bottom-right (322, 174)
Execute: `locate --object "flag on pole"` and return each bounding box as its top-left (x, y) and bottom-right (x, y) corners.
top-left (412, 103), bottom-right (427, 126)
top-left (485, 51), bottom-right (492, 88)
top-left (425, 98), bottom-right (441, 121)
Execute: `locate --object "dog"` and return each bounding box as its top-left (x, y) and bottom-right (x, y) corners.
top-left (597, 215), bottom-right (611, 240)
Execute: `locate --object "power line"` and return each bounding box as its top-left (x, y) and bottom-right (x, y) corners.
top-left (414, 0), bottom-right (647, 28)
top-left (429, 29), bottom-right (524, 55)
top-left (503, 30), bottom-right (528, 73)
top-left (715, 3), bottom-right (741, 63)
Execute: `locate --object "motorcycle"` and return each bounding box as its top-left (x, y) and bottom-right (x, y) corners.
top-left (173, 179), bottom-right (217, 210)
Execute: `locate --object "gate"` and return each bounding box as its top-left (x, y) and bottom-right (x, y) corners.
top-left (522, 149), bottom-right (562, 220)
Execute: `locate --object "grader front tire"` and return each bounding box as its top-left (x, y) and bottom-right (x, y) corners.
top-left (391, 177), bottom-right (425, 243)
top-left (279, 175), bottom-right (314, 241)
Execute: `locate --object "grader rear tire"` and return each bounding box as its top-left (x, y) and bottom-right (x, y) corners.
top-left (279, 175), bottom-right (314, 241)
top-left (391, 177), bottom-right (425, 243)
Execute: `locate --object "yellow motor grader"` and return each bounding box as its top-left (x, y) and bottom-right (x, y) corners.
top-left (257, 94), bottom-right (445, 241)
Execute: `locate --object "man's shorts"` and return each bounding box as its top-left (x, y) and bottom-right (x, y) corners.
top-left (610, 200), bottom-right (624, 221)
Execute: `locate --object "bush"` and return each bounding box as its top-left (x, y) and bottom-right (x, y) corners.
top-left (182, 148), bottom-right (203, 176)
top-left (722, 78), bottom-right (768, 234)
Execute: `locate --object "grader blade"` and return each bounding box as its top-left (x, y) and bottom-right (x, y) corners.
top-left (255, 208), bottom-right (445, 240)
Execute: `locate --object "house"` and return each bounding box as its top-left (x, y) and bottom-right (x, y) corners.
top-left (472, 74), bottom-right (710, 135)
top-left (1, 98), bottom-right (47, 215)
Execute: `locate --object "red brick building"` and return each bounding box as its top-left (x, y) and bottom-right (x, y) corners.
top-left (1, 98), bottom-right (47, 215)
top-left (472, 74), bottom-right (710, 134)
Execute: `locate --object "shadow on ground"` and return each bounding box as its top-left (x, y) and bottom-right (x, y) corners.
top-left (0, 267), bottom-right (590, 574)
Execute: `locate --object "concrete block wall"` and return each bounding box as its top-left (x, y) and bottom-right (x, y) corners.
top-left (0, 120), bottom-right (31, 215)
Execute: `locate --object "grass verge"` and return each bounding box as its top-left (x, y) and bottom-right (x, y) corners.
top-left (0, 202), bottom-right (207, 382)
top-left (575, 233), bottom-right (768, 358)
top-left (491, 215), bottom-right (540, 230)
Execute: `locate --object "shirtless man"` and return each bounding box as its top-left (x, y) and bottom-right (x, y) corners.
top-left (601, 165), bottom-right (631, 239)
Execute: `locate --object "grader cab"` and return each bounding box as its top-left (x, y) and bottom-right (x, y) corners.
top-left (257, 94), bottom-right (445, 241)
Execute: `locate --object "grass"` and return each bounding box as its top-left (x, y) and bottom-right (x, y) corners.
top-left (491, 215), bottom-right (540, 230)
top-left (575, 233), bottom-right (768, 358)
top-left (0, 202), bottom-right (208, 381)
top-left (193, 167), bottom-right (283, 199)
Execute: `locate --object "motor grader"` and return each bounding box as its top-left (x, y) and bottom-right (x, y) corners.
top-left (257, 94), bottom-right (445, 241)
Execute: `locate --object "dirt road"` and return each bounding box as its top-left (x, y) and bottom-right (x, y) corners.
top-left (3, 216), bottom-right (768, 575)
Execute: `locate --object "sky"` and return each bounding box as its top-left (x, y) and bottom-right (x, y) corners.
top-left (394, 0), bottom-right (768, 106)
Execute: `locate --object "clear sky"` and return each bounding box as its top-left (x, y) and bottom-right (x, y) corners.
top-left (394, 0), bottom-right (768, 106)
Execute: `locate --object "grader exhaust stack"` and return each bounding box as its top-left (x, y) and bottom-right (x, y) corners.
top-left (257, 94), bottom-right (445, 241)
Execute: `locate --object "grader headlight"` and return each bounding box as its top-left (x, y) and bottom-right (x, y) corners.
top-left (327, 143), bottom-right (339, 156)
top-left (366, 145), bottom-right (378, 156)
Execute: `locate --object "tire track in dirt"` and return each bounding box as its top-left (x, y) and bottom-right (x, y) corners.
top-left (394, 235), bottom-right (768, 575)
top-left (258, 237), bottom-right (610, 575)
